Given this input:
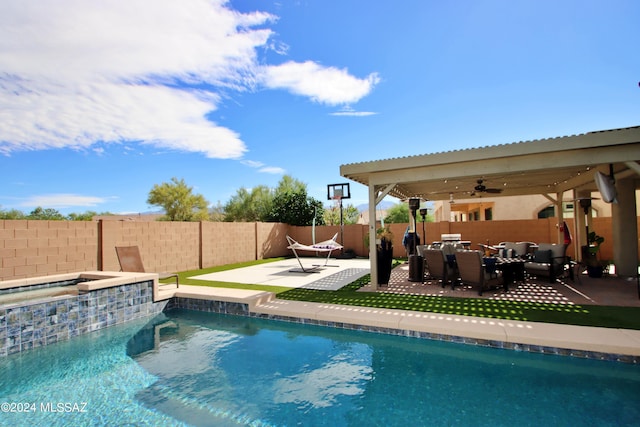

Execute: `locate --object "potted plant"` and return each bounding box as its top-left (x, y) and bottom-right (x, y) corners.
top-left (367, 226), bottom-right (394, 285)
top-left (585, 231), bottom-right (605, 278)
top-left (363, 226), bottom-right (393, 252)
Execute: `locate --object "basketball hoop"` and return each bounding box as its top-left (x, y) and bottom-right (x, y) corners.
top-left (327, 183), bottom-right (350, 201)
top-left (331, 190), bottom-right (343, 210)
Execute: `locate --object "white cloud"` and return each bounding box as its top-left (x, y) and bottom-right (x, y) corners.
top-left (240, 159), bottom-right (285, 174)
top-left (262, 61), bottom-right (380, 105)
top-left (330, 106), bottom-right (379, 117)
top-left (258, 166), bottom-right (286, 174)
top-left (0, 0), bottom-right (379, 157)
top-left (20, 194), bottom-right (110, 209)
top-left (266, 39), bottom-right (290, 56)
top-left (0, 80), bottom-right (245, 158)
top-left (240, 160), bottom-right (265, 168)
top-left (330, 111), bottom-right (378, 117)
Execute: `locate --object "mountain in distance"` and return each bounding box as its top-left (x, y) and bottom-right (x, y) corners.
top-left (356, 201), bottom-right (396, 212)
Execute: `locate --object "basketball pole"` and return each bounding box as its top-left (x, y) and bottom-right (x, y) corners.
top-left (327, 183), bottom-right (351, 257)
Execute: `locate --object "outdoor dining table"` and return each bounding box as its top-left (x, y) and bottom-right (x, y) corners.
top-left (484, 256), bottom-right (526, 291)
top-left (493, 242), bottom-right (539, 252)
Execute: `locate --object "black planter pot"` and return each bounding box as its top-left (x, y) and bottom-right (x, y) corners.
top-left (582, 245), bottom-right (604, 278)
top-left (408, 254), bottom-right (424, 282)
top-left (587, 265), bottom-right (604, 278)
top-left (377, 239), bottom-right (393, 285)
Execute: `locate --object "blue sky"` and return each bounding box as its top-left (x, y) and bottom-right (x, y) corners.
top-left (1, 0), bottom-right (638, 215)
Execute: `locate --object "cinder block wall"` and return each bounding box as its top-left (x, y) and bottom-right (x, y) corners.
top-left (0, 220), bottom-right (98, 279)
top-left (202, 222), bottom-right (255, 267)
top-left (0, 220), bottom-right (295, 280)
top-left (0, 216), bottom-right (632, 281)
top-left (449, 218), bottom-right (557, 250)
top-left (286, 225), bottom-right (341, 247)
top-left (101, 220), bottom-right (201, 273)
top-left (257, 222), bottom-right (289, 259)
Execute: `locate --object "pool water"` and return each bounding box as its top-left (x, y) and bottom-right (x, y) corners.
top-left (0, 277), bottom-right (92, 306)
top-left (1, 309), bottom-right (639, 426)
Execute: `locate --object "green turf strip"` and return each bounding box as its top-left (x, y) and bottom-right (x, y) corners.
top-left (278, 273), bottom-right (640, 330)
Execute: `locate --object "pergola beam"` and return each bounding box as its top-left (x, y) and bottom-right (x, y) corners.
top-left (375, 183), bottom-right (396, 205)
top-left (626, 161), bottom-right (640, 175)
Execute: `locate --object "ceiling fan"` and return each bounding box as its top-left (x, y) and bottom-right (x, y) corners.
top-left (470, 179), bottom-right (503, 196)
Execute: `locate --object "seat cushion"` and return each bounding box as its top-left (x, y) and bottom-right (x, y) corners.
top-left (483, 257), bottom-right (497, 274)
top-left (499, 248), bottom-right (514, 258)
top-left (537, 243), bottom-right (565, 265)
top-left (533, 249), bottom-right (551, 263)
top-left (525, 261), bottom-right (549, 273)
top-left (513, 242), bottom-right (529, 257)
top-left (446, 254), bottom-right (457, 268)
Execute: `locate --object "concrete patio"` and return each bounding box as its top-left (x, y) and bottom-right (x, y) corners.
top-left (363, 261), bottom-right (640, 307)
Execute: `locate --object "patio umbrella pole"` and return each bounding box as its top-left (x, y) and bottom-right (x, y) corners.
top-left (578, 198), bottom-right (592, 261)
top-left (420, 207), bottom-right (427, 247)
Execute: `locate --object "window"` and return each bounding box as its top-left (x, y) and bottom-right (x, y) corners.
top-left (538, 202), bottom-right (578, 219)
top-left (484, 207), bottom-right (493, 220)
top-left (538, 205), bottom-right (555, 219)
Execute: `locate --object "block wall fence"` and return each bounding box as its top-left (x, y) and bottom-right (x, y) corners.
top-left (1, 217), bottom-right (637, 281)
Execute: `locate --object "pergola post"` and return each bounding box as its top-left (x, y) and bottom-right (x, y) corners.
top-left (613, 177), bottom-right (639, 277)
top-left (555, 192), bottom-right (564, 245)
top-left (368, 185), bottom-right (378, 290)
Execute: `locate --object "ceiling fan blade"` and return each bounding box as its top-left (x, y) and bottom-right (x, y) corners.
top-left (472, 178), bottom-right (503, 194)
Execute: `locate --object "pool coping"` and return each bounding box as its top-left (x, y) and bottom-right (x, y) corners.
top-left (0, 271), bottom-right (159, 292)
top-left (162, 285), bottom-right (640, 362)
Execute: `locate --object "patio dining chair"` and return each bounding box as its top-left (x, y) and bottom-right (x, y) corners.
top-left (455, 250), bottom-right (505, 295)
top-left (423, 248), bottom-right (458, 289)
top-left (499, 241), bottom-right (530, 259)
top-left (115, 245), bottom-right (179, 288)
top-left (524, 243), bottom-right (572, 283)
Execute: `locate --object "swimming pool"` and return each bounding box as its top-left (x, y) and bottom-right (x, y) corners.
top-left (1, 309), bottom-right (639, 426)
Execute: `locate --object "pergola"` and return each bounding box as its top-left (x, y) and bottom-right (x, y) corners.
top-left (340, 126), bottom-right (640, 287)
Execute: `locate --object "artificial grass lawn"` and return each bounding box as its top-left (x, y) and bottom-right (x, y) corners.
top-left (167, 257), bottom-right (292, 294)
top-left (170, 258), bottom-right (640, 330)
top-left (278, 274), bottom-right (640, 330)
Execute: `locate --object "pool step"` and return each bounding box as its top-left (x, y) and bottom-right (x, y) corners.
top-left (136, 383), bottom-right (272, 426)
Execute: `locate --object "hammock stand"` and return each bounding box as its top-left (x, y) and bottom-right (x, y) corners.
top-left (286, 233), bottom-right (343, 273)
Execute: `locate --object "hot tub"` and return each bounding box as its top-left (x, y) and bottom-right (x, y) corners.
top-left (0, 271), bottom-right (168, 356)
